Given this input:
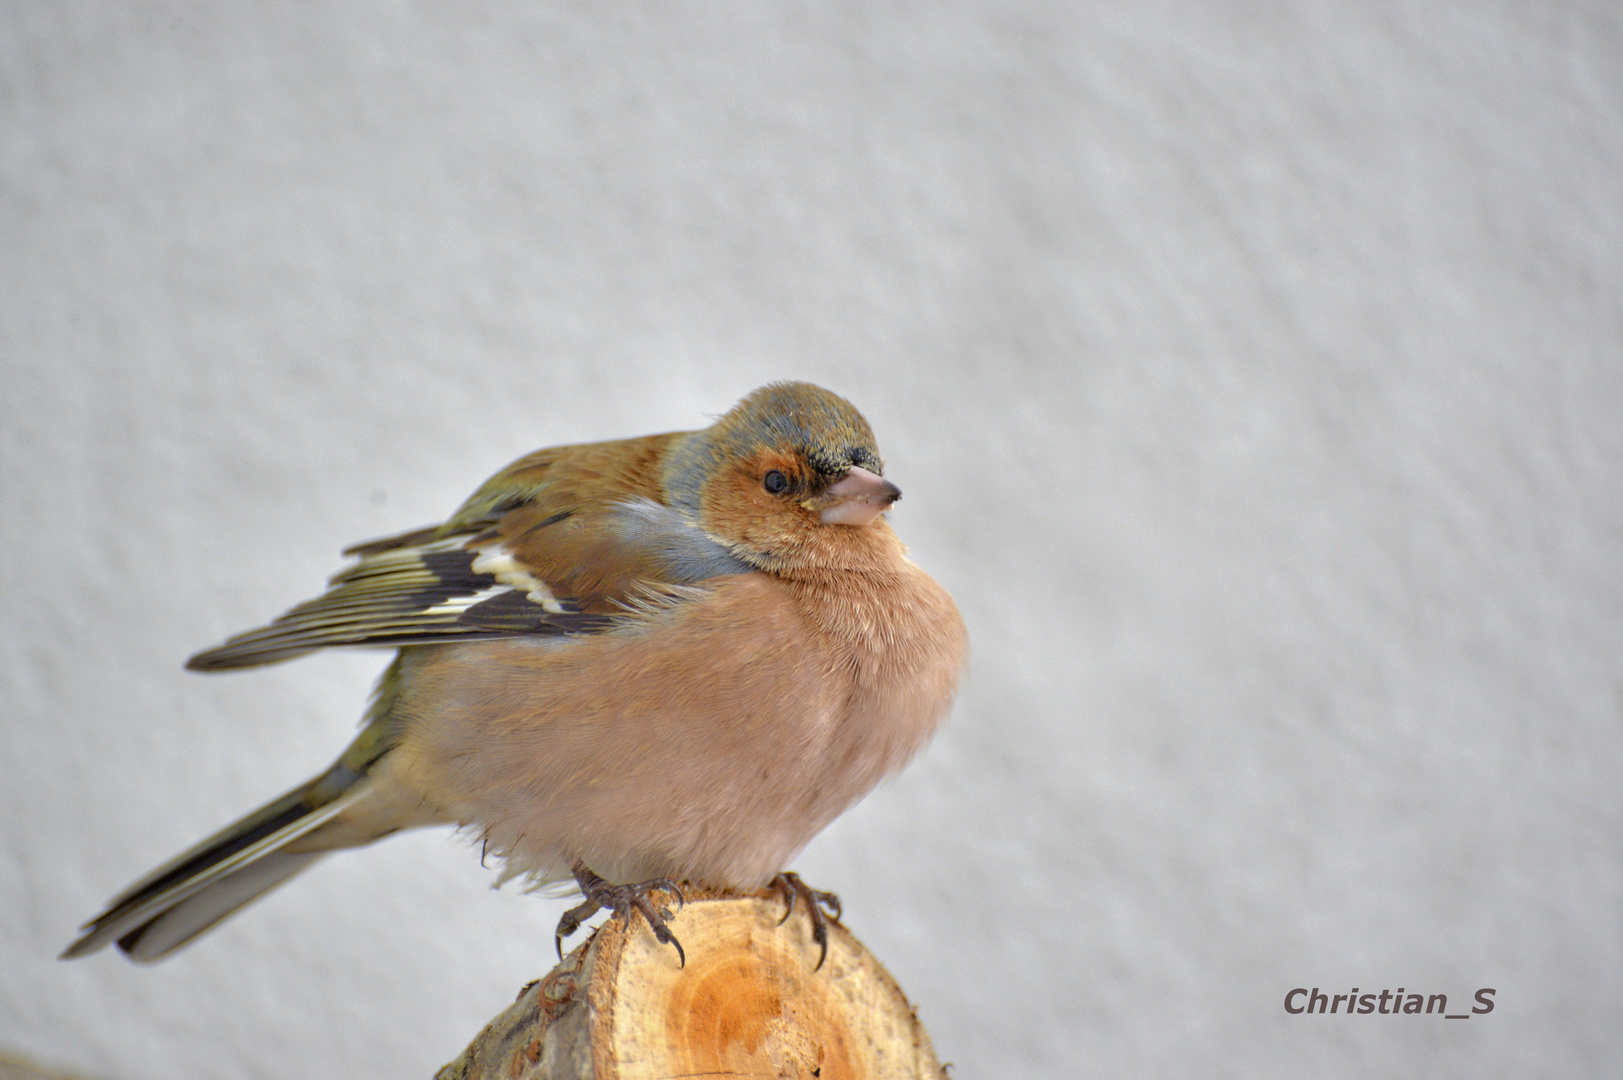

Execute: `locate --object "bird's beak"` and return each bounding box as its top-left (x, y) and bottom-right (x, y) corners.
top-left (817, 466), bottom-right (901, 526)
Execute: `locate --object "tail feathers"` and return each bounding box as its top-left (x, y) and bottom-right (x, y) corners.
top-left (115, 850), bottom-right (324, 961)
top-left (62, 766), bottom-right (369, 963)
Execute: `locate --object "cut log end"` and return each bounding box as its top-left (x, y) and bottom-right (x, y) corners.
top-left (438, 888), bottom-right (944, 1080)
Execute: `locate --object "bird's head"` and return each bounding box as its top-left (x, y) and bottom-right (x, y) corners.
top-left (663, 382), bottom-right (902, 571)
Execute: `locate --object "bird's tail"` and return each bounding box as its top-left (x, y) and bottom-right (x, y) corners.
top-left (61, 759), bottom-right (380, 963)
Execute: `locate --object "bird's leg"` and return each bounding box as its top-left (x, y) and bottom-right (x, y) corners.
top-left (555, 861), bottom-right (687, 966)
top-left (772, 871), bottom-right (843, 971)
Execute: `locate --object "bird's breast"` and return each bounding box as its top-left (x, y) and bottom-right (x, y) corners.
top-left (783, 560), bottom-right (967, 799)
top-left (386, 563), bottom-right (963, 888)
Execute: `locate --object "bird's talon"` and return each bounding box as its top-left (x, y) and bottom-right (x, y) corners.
top-left (557, 862), bottom-right (688, 965)
top-left (775, 877), bottom-right (798, 925)
top-left (771, 872), bottom-right (842, 970)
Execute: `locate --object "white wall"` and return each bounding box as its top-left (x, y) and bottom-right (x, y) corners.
top-left (3, 3), bottom-right (1618, 1077)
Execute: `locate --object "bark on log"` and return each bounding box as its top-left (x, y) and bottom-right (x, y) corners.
top-left (436, 889), bottom-right (943, 1080)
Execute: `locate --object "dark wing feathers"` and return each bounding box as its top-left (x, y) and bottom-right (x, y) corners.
top-left (187, 496), bottom-right (751, 672)
top-left (185, 537), bottom-right (583, 671)
top-left (457, 589), bottom-right (613, 635)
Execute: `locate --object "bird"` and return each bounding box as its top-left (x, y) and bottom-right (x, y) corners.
top-left (62, 381), bottom-right (966, 968)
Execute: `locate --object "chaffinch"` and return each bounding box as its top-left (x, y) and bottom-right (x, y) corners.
top-left (63, 381), bottom-right (966, 967)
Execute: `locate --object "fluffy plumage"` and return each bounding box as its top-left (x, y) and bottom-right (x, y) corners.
top-left (63, 382), bottom-right (966, 963)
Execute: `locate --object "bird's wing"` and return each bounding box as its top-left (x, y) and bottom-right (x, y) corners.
top-left (186, 494), bottom-right (753, 671)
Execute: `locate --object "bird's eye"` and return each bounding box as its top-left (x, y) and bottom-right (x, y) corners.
top-left (763, 470), bottom-right (789, 494)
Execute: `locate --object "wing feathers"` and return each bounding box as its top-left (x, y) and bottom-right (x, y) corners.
top-left (187, 499), bottom-right (751, 672)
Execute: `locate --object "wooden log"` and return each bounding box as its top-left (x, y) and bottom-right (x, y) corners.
top-left (436, 888), bottom-right (943, 1080)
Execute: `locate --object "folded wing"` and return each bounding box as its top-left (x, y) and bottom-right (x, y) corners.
top-left (187, 498), bottom-right (753, 671)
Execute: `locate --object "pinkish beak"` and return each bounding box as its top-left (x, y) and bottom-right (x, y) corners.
top-left (818, 466), bottom-right (901, 526)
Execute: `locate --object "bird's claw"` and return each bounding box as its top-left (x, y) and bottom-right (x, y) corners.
top-left (772, 871), bottom-right (842, 971)
top-left (556, 862), bottom-right (687, 967)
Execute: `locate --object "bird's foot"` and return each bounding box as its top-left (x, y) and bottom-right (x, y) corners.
top-left (772, 871), bottom-right (842, 971)
top-left (556, 861), bottom-right (687, 967)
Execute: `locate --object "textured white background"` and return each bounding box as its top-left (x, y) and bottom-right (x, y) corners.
top-left (3, 3), bottom-right (1620, 1077)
